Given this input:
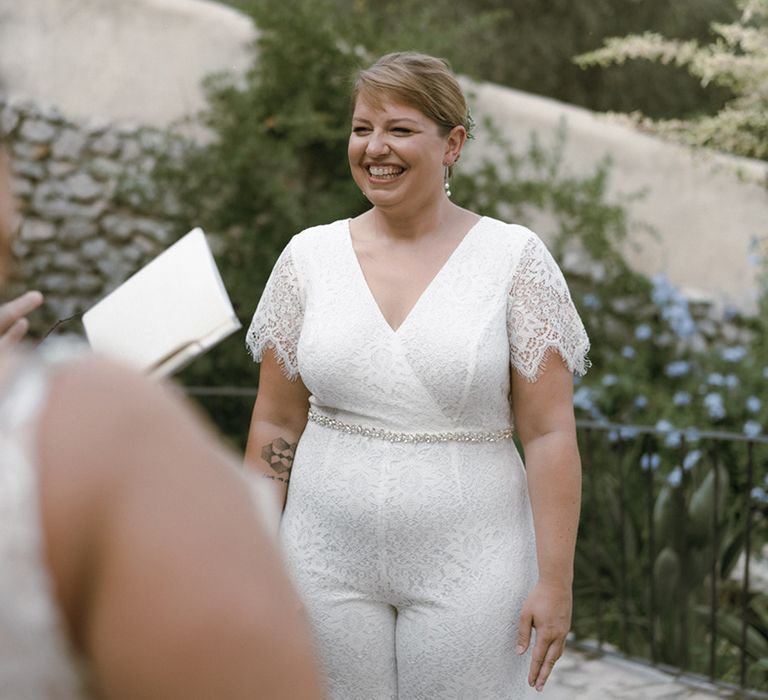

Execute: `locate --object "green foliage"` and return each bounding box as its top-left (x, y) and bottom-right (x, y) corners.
top-left (576, 0), bottom-right (768, 160)
top-left (221, 0), bottom-right (739, 119)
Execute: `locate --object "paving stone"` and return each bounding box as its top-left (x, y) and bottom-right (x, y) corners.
top-left (527, 648), bottom-right (734, 700)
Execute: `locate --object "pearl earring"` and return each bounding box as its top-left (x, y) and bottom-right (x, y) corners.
top-left (443, 165), bottom-right (451, 198)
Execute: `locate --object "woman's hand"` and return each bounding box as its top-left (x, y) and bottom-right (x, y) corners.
top-left (516, 579), bottom-right (572, 691)
top-left (0, 290), bottom-right (43, 350)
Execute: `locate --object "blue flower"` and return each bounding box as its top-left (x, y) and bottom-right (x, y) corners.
top-left (640, 453), bottom-right (661, 471)
top-left (664, 304), bottom-right (697, 338)
top-left (724, 374), bottom-right (740, 389)
top-left (582, 293), bottom-right (601, 309)
top-left (665, 430), bottom-right (682, 448)
top-left (608, 430), bottom-right (619, 443)
top-left (621, 345), bottom-right (636, 359)
top-left (635, 324), bottom-right (652, 341)
top-left (682, 450), bottom-right (702, 471)
top-left (684, 427), bottom-right (702, 443)
top-left (634, 395), bottom-right (648, 409)
top-left (651, 274), bottom-right (675, 307)
top-left (673, 391), bottom-right (691, 406)
top-left (707, 373), bottom-right (724, 386)
top-left (746, 396), bottom-right (762, 413)
top-left (620, 426), bottom-right (639, 440)
top-left (655, 419), bottom-right (674, 433)
top-left (721, 346), bottom-right (747, 363)
top-left (704, 393), bottom-right (726, 420)
top-left (751, 486), bottom-right (768, 504)
top-left (665, 361), bottom-right (690, 377)
top-left (667, 466), bottom-right (683, 487)
top-left (744, 421), bottom-right (762, 438)
top-left (573, 387), bottom-right (593, 411)
top-left (602, 374), bottom-right (618, 387)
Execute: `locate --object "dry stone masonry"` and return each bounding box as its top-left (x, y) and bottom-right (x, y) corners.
top-left (1, 93), bottom-right (178, 336)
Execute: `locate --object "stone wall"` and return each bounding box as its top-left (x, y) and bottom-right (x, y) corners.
top-left (1, 94), bottom-right (177, 335)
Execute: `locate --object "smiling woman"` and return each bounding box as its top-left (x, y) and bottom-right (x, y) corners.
top-left (244, 51), bottom-right (590, 699)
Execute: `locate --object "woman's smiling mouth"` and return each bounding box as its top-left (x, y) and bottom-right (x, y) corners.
top-left (367, 165), bottom-right (405, 179)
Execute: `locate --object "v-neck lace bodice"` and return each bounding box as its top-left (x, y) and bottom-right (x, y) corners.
top-left (346, 217), bottom-right (484, 334)
top-left (246, 216), bottom-right (589, 434)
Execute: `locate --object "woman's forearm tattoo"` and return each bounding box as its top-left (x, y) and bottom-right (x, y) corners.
top-left (260, 437), bottom-right (297, 485)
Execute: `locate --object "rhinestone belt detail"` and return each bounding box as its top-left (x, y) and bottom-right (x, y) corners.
top-left (307, 408), bottom-right (514, 444)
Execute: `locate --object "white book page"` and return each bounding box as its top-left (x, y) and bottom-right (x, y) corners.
top-left (83, 228), bottom-right (241, 374)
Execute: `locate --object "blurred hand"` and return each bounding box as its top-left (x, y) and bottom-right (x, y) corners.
top-left (0, 290), bottom-right (44, 350)
top-left (516, 579), bottom-right (572, 692)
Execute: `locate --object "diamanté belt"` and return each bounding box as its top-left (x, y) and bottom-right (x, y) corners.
top-left (307, 408), bottom-right (514, 444)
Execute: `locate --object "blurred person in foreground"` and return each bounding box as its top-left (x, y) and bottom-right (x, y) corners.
top-left (0, 143), bottom-right (323, 698)
top-left (246, 52), bottom-right (589, 697)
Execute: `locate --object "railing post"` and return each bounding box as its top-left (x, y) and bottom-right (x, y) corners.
top-left (615, 437), bottom-right (629, 654)
top-left (740, 441), bottom-right (754, 689)
top-left (584, 428), bottom-right (605, 649)
top-left (708, 446), bottom-right (720, 682)
top-left (644, 433), bottom-right (657, 664)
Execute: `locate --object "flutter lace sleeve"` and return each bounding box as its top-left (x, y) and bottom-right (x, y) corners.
top-left (246, 241), bottom-right (304, 380)
top-left (507, 235), bottom-right (590, 381)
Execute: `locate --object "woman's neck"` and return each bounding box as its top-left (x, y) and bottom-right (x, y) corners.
top-left (371, 198), bottom-right (457, 242)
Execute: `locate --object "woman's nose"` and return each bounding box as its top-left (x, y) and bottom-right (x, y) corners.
top-left (365, 131), bottom-right (390, 156)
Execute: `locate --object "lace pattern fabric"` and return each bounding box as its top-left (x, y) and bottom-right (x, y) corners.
top-left (507, 235), bottom-right (591, 381)
top-left (246, 241), bottom-right (304, 380)
top-left (247, 217), bottom-right (588, 698)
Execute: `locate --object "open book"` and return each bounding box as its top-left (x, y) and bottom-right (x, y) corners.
top-left (83, 228), bottom-right (241, 378)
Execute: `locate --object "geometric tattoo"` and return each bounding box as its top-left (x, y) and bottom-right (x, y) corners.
top-left (260, 437), bottom-right (297, 475)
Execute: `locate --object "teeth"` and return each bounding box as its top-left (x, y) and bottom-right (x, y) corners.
top-left (368, 166), bottom-right (403, 178)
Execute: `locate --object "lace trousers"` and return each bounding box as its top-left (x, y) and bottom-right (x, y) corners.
top-left (280, 422), bottom-right (538, 699)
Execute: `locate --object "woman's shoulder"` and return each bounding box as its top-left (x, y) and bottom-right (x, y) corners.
top-left (476, 215), bottom-right (538, 242)
top-left (289, 218), bottom-right (349, 253)
top-left (38, 355), bottom-right (235, 512)
top-left (475, 216), bottom-right (545, 258)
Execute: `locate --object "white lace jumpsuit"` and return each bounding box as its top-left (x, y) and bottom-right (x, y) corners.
top-left (247, 216), bottom-right (589, 699)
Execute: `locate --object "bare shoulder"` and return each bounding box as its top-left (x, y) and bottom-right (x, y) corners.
top-left (36, 356), bottom-right (241, 636)
top-left (37, 356), bottom-right (322, 697)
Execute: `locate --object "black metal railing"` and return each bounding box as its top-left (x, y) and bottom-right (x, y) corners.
top-left (574, 420), bottom-right (768, 697)
top-left (185, 387), bottom-right (768, 696)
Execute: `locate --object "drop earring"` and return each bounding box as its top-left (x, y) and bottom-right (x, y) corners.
top-left (443, 165), bottom-right (452, 198)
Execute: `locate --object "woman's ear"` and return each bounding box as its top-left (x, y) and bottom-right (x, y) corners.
top-left (443, 125), bottom-right (467, 175)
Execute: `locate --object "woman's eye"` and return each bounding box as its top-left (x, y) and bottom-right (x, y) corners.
top-left (352, 126), bottom-right (371, 135)
top-left (392, 127), bottom-right (412, 135)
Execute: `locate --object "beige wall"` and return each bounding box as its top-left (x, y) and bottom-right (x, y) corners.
top-left (1, 0), bottom-right (765, 310)
top-left (0, 0), bottom-right (255, 127)
top-left (466, 82), bottom-right (768, 311)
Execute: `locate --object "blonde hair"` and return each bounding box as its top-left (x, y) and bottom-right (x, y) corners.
top-left (351, 52), bottom-right (473, 139)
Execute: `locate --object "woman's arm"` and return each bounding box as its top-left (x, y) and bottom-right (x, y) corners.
top-left (510, 349), bottom-right (582, 692)
top-left (245, 347), bottom-right (311, 510)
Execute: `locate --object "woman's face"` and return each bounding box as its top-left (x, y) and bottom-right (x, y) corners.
top-left (348, 97), bottom-right (454, 211)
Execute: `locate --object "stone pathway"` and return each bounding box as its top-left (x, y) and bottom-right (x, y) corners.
top-left (524, 646), bottom-right (743, 699)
